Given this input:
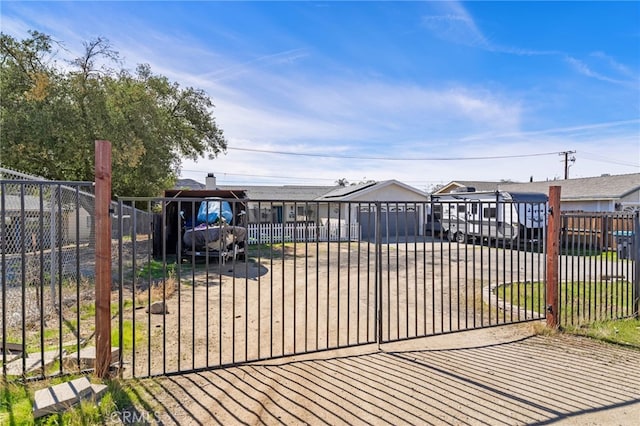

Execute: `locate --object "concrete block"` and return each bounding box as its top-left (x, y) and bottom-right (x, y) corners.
top-left (0, 353), bottom-right (20, 365)
top-left (33, 377), bottom-right (93, 418)
top-left (1, 341), bottom-right (25, 355)
top-left (63, 346), bottom-right (120, 370)
top-left (90, 383), bottom-right (109, 402)
top-left (4, 350), bottom-right (64, 376)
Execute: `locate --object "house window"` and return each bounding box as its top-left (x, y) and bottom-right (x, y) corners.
top-left (297, 206), bottom-right (305, 216)
top-left (260, 207), bottom-right (271, 222)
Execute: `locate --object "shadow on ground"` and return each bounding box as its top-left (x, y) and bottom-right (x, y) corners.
top-left (128, 325), bottom-right (640, 425)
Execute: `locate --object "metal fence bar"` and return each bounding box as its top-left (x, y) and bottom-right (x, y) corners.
top-left (1, 182), bottom-right (6, 377)
top-left (634, 212), bottom-right (640, 317)
top-left (117, 201), bottom-right (124, 378)
top-left (375, 201), bottom-right (382, 347)
top-left (280, 200), bottom-right (285, 356)
top-left (38, 186), bottom-right (45, 377)
top-left (19, 184), bottom-right (27, 377)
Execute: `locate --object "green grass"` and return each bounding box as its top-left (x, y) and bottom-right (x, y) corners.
top-left (111, 319), bottom-right (146, 352)
top-left (0, 381), bottom-right (32, 425)
top-left (496, 280), bottom-right (633, 322)
top-left (0, 377), bottom-right (155, 425)
top-left (248, 242), bottom-right (290, 251)
top-left (136, 259), bottom-right (177, 280)
top-left (563, 317), bottom-right (640, 347)
top-left (73, 298), bottom-right (134, 321)
top-left (496, 280), bottom-right (638, 348)
top-left (247, 242), bottom-right (300, 259)
top-left (559, 248), bottom-right (622, 260)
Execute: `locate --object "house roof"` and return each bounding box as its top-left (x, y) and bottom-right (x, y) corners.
top-left (498, 173), bottom-right (640, 201)
top-left (317, 181), bottom-right (378, 199)
top-left (317, 180), bottom-right (427, 201)
top-left (175, 179), bottom-right (428, 202)
top-left (434, 181), bottom-right (508, 194)
top-left (177, 173), bottom-right (639, 204)
top-left (434, 173), bottom-right (640, 201)
top-left (217, 185), bottom-right (337, 201)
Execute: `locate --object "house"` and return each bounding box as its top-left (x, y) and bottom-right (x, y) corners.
top-left (176, 176), bottom-right (429, 239)
top-left (315, 180), bottom-right (428, 239)
top-left (433, 173), bottom-right (640, 213)
top-left (216, 185), bottom-right (335, 224)
top-left (176, 174), bottom-right (332, 224)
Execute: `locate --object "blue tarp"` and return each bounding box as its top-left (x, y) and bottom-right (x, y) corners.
top-left (197, 198), bottom-right (234, 225)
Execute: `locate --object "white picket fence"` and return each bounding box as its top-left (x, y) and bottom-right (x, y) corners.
top-left (246, 222), bottom-right (360, 244)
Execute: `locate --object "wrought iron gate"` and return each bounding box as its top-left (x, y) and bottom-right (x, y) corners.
top-left (114, 198), bottom-right (553, 378)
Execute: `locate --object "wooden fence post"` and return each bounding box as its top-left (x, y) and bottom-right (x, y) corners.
top-left (546, 186), bottom-right (561, 328)
top-left (95, 140), bottom-right (112, 378)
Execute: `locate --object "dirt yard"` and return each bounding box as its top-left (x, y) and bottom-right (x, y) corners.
top-left (109, 239), bottom-right (640, 425)
top-left (118, 240), bottom-right (548, 377)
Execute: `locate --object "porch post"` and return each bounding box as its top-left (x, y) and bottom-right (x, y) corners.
top-left (546, 186), bottom-right (561, 328)
top-left (95, 140), bottom-right (112, 378)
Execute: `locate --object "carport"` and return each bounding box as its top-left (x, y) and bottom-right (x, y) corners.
top-left (152, 188), bottom-right (247, 258)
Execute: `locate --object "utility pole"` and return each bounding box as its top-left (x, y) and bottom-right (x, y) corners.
top-left (559, 151), bottom-right (576, 179)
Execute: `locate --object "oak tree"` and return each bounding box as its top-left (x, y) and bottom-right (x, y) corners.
top-left (0, 31), bottom-right (227, 198)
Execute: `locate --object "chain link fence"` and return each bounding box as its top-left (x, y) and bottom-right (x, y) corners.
top-left (1, 169), bottom-right (95, 282)
top-left (1, 167), bottom-right (156, 379)
top-left (1, 170), bottom-right (93, 333)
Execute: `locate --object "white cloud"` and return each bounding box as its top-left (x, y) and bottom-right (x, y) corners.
top-left (564, 56), bottom-right (627, 85)
top-left (590, 51), bottom-right (635, 78)
top-left (3, 2), bottom-right (637, 190)
top-left (421, 1), bottom-right (490, 49)
top-left (420, 2), bottom-right (557, 56)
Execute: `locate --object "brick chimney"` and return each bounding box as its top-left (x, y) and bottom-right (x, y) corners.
top-left (205, 173), bottom-right (217, 189)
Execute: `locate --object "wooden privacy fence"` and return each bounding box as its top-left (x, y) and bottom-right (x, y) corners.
top-left (246, 222), bottom-right (360, 244)
top-left (562, 212), bottom-right (635, 251)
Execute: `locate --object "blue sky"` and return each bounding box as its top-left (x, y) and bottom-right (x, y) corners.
top-left (2, 1), bottom-right (639, 190)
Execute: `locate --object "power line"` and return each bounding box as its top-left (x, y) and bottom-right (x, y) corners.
top-left (227, 147), bottom-right (563, 161)
top-left (179, 169), bottom-right (447, 186)
top-left (180, 169), bottom-right (339, 182)
top-left (579, 151), bottom-right (640, 168)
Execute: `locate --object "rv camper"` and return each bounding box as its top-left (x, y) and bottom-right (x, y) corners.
top-left (430, 188), bottom-right (547, 243)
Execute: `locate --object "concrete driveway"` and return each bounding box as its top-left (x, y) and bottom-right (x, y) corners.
top-left (126, 322), bottom-right (640, 425)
